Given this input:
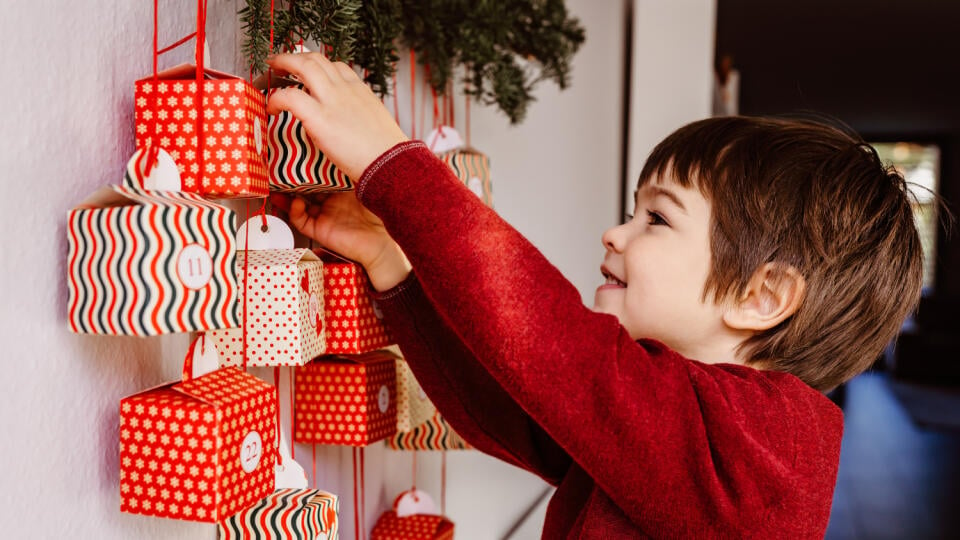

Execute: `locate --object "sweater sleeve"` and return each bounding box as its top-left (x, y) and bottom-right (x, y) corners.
top-left (371, 271), bottom-right (572, 485)
top-left (357, 142), bottom-right (843, 535)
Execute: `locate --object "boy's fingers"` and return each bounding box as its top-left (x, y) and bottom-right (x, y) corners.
top-left (331, 61), bottom-right (360, 83)
top-left (266, 53), bottom-right (336, 95)
top-left (266, 86), bottom-right (320, 118)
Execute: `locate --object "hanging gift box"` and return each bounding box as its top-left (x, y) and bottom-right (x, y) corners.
top-left (294, 351), bottom-right (398, 446)
top-left (119, 339), bottom-right (278, 522)
top-left (371, 505), bottom-right (454, 540)
top-left (426, 126), bottom-right (493, 208)
top-left (396, 358), bottom-right (436, 433)
top-left (66, 185), bottom-right (238, 336)
top-left (320, 258), bottom-right (394, 354)
top-left (258, 77), bottom-right (352, 194)
top-left (387, 411), bottom-right (471, 451)
top-left (218, 488), bottom-right (340, 539)
top-left (134, 64), bottom-right (269, 198)
top-left (210, 247), bottom-right (325, 367)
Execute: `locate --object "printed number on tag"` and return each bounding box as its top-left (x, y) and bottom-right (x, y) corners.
top-left (177, 244), bottom-right (213, 289)
top-left (240, 431), bottom-right (263, 473)
top-left (378, 385), bottom-right (390, 413)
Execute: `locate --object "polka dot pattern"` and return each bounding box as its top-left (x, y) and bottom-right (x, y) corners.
top-left (119, 367), bottom-right (277, 522)
top-left (370, 510), bottom-right (455, 540)
top-left (134, 68), bottom-right (269, 198)
top-left (322, 262), bottom-right (393, 354)
top-left (211, 249), bottom-right (325, 367)
top-left (293, 352), bottom-right (398, 446)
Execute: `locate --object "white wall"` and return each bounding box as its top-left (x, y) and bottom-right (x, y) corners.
top-left (0, 0), bottom-right (710, 538)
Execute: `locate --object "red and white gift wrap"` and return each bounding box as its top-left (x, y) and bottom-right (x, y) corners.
top-left (67, 185), bottom-right (239, 336)
top-left (134, 64), bottom-right (269, 198)
top-left (321, 260), bottom-right (394, 354)
top-left (294, 352), bottom-right (398, 446)
top-left (265, 83), bottom-right (353, 194)
top-left (387, 411), bottom-right (471, 451)
top-left (396, 358), bottom-right (436, 433)
top-left (119, 367), bottom-right (277, 522)
top-left (218, 488), bottom-right (340, 540)
top-left (371, 511), bottom-right (455, 540)
top-left (210, 249), bottom-right (325, 366)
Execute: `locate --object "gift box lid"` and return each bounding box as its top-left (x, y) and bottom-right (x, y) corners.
top-left (72, 184), bottom-right (219, 211)
top-left (239, 248), bottom-right (320, 267)
top-left (174, 366), bottom-right (274, 406)
top-left (371, 510), bottom-right (454, 540)
top-left (137, 63), bottom-right (248, 83)
top-left (316, 349), bottom-right (399, 367)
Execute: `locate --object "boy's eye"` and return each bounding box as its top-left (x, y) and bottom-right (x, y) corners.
top-left (646, 210), bottom-right (668, 226)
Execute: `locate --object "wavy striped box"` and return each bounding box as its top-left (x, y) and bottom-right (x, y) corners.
top-left (119, 367), bottom-right (277, 522)
top-left (264, 83), bottom-right (352, 193)
top-left (294, 352), bottom-right (398, 446)
top-left (387, 411), bottom-right (471, 451)
top-left (209, 249), bottom-right (325, 366)
top-left (438, 148), bottom-right (493, 207)
top-left (134, 64), bottom-right (269, 198)
top-left (396, 358), bottom-right (436, 433)
top-left (320, 260), bottom-right (394, 354)
top-left (219, 488), bottom-right (339, 540)
top-left (67, 185), bottom-right (239, 336)
top-left (371, 511), bottom-right (455, 540)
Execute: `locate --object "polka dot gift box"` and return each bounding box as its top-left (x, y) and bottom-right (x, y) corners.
top-left (134, 64), bottom-right (269, 199)
top-left (119, 366), bottom-right (277, 522)
top-left (67, 185), bottom-right (239, 336)
top-left (294, 351), bottom-right (398, 446)
top-left (320, 259), bottom-right (394, 355)
top-left (209, 248), bottom-right (325, 367)
top-left (371, 511), bottom-right (455, 540)
top-left (396, 358), bottom-right (436, 433)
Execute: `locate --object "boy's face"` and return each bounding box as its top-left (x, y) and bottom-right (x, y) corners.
top-left (594, 173), bottom-right (731, 362)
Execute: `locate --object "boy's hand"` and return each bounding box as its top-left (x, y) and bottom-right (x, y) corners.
top-left (265, 52), bottom-right (409, 180)
top-left (277, 192), bottom-right (411, 291)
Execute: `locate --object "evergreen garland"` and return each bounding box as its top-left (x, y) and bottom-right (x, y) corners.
top-left (240, 0), bottom-right (585, 124)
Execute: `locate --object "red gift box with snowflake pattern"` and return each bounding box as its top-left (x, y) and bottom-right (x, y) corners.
top-left (320, 260), bottom-right (394, 354)
top-left (119, 367), bottom-right (277, 522)
top-left (293, 352), bottom-right (398, 446)
top-left (134, 64), bottom-right (269, 198)
top-left (371, 511), bottom-right (455, 540)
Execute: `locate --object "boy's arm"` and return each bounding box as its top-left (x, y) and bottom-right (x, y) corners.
top-left (372, 272), bottom-right (572, 485)
top-left (357, 142), bottom-right (843, 534)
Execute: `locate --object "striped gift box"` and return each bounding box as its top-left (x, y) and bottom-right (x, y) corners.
top-left (119, 367), bottom-right (277, 522)
top-left (134, 64), bottom-right (269, 198)
top-left (294, 352), bottom-right (398, 446)
top-left (219, 488), bottom-right (340, 539)
top-left (396, 358), bottom-right (436, 433)
top-left (67, 185), bottom-right (239, 336)
top-left (265, 83), bottom-right (352, 194)
top-left (371, 511), bottom-right (455, 540)
top-left (209, 249), bottom-right (325, 366)
top-left (438, 148), bottom-right (493, 208)
top-left (320, 260), bottom-right (394, 354)
top-left (387, 411), bottom-right (471, 451)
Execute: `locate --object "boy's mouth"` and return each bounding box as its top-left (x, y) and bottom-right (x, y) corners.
top-left (600, 267), bottom-right (627, 287)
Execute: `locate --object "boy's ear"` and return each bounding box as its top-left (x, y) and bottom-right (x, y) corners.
top-left (723, 263), bottom-right (806, 331)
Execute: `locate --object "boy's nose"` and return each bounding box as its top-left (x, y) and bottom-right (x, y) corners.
top-left (601, 224), bottom-right (627, 252)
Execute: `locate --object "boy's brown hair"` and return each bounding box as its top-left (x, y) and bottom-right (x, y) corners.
top-left (640, 116), bottom-right (924, 391)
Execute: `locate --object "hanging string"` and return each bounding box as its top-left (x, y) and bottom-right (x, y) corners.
top-left (352, 448), bottom-right (360, 540)
top-left (441, 450), bottom-right (448, 515)
top-left (448, 79), bottom-right (455, 129)
top-left (145, 0), bottom-right (161, 176)
top-left (409, 50), bottom-right (416, 140)
top-left (272, 366), bottom-right (283, 466)
top-left (194, 0), bottom-right (208, 193)
top-left (360, 447), bottom-right (366, 539)
top-left (465, 82), bottom-right (471, 147)
top-left (242, 200), bottom-right (251, 371)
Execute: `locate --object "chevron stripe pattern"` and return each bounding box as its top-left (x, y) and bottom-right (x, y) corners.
top-left (266, 86), bottom-right (353, 194)
top-left (219, 488), bottom-right (340, 540)
top-left (67, 185), bottom-right (239, 336)
top-left (386, 411), bottom-right (471, 451)
top-left (439, 149), bottom-right (493, 208)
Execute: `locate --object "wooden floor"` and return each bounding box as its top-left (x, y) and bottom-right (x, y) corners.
top-left (825, 372), bottom-right (960, 539)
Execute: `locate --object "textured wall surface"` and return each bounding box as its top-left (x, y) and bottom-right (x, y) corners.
top-left (0, 0), bottom-right (700, 538)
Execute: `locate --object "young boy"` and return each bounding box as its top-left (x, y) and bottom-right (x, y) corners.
top-left (266, 52), bottom-right (923, 538)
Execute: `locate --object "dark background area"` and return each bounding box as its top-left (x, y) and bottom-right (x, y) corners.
top-left (717, 0), bottom-right (960, 382)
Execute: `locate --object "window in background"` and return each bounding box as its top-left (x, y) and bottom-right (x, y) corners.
top-left (871, 142), bottom-right (940, 291)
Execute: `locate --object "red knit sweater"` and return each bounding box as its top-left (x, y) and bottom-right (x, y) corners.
top-left (360, 141), bottom-right (843, 539)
